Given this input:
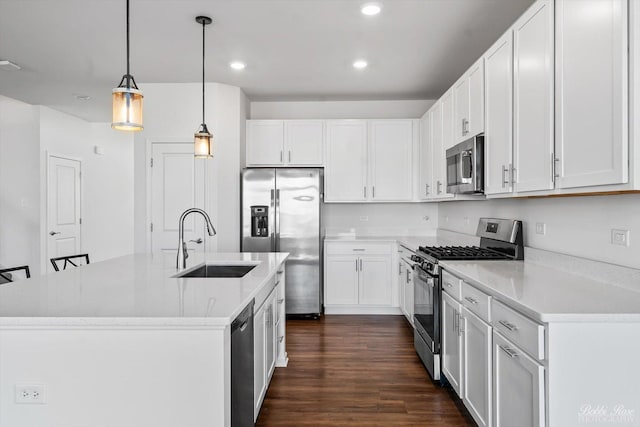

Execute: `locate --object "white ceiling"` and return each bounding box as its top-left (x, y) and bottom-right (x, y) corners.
top-left (0, 0), bottom-right (534, 122)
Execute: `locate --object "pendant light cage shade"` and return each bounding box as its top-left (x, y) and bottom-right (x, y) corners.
top-left (194, 124), bottom-right (213, 158)
top-left (112, 78), bottom-right (144, 132)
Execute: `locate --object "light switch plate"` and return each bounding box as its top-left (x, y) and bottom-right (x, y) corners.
top-left (611, 229), bottom-right (630, 247)
top-left (535, 223), bottom-right (546, 235)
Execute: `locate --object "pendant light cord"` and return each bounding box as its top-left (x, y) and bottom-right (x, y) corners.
top-left (202, 19), bottom-right (205, 125)
top-left (126, 0), bottom-right (131, 87)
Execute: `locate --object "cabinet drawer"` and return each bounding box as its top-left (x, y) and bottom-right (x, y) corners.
top-left (325, 242), bottom-right (392, 255)
top-left (442, 270), bottom-right (462, 300)
top-left (461, 281), bottom-right (491, 322)
top-left (492, 300), bottom-right (545, 360)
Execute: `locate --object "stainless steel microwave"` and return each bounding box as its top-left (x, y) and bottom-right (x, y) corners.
top-left (445, 134), bottom-right (484, 194)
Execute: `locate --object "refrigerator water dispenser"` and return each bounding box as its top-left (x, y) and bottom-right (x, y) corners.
top-left (250, 206), bottom-right (269, 237)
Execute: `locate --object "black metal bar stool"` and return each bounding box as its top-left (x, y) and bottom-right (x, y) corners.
top-left (50, 254), bottom-right (90, 272)
top-left (0, 265), bottom-right (31, 284)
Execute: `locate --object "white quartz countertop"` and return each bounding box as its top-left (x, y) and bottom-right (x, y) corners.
top-left (441, 260), bottom-right (640, 322)
top-left (324, 235), bottom-right (453, 252)
top-left (0, 252), bottom-right (288, 328)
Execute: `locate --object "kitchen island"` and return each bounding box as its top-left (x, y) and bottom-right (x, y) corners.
top-left (0, 252), bottom-right (288, 427)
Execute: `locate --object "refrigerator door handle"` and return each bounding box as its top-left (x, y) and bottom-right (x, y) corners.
top-left (275, 189), bottom-right (281, 252)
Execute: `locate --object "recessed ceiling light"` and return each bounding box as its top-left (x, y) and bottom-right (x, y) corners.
top-left (361, 3), bottom-right (381, 16)
top-left (230, 62), bottom-right (246, 70)
top-left (0, 60), bottom-right (21, 71)
top-left (353, 60), bottom-right (368, 69)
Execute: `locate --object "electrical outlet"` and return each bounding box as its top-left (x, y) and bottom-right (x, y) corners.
top-left (611, 229), bottom-right (630, 247)
top-left (359, 216), bottom-right (369, 222)
top-left (15, 384), bottom-right (46, 404)
top-left (464, 217), bottom-right (470, 225)
top-left (535, 223), bottom-right (546, 235)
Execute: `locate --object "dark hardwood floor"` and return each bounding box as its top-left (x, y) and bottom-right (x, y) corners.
top-left (256, 315), bottom-right (475, 426)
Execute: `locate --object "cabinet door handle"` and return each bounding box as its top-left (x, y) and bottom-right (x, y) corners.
top-left (552, 155), bottom-right (560, 181)
top-left (399, 262), bottom-right (402, 275)
top-left (280, 150), bottom-right (283, 163)
top-left (499, 345), bottom-right (519, 358)
top-left (364, 186), bottom-right (367, 198)
top-left (464, 296), bottom-right (478, 305)
top-left (288, 150), bottom-right (291, 163)
top-left (461, 118), bottom-right (466, 135)
top-left (444, 282), bottom-right (453, 288)
top-left (278, 299), bottom-right (284, 304)
top-left (356, 259), bottom-right (358, 272)
top-left (278, 336), bottom-right (284, 343)
top-left (352, 248), bottom-right (365, 252)
top-left (372, 186), bottom-right (375, 199)
top-left (437, 181), bottom-right (442, 194)
top-left (425, 183), bottom-right (430, 196)
top-left (406, 269), bottom-right (411, 283)
top-left (359, 259), bottom-right (363, 271)
top-left (498, 320), bottom-right (518, 331)
top-left (510, 164), bottom-right (516, 184)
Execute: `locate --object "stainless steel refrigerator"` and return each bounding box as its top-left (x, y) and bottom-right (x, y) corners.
top-left (241, 168), bottom-right (323, 316)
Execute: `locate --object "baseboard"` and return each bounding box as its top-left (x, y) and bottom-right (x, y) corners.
top-left (324, 305), bottom-right (402, 315)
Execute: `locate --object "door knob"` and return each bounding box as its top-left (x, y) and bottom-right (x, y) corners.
top-left (49, 231), bottom-right (61, 236)
top-left (189, 238), bottom-right (203, 244)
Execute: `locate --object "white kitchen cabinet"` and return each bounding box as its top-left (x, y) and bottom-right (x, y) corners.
top-left (555, 0), bottom-right (628, 189)
top-left (247, 120), bottom-right (285, 166)
top-left (247, 120), bottom-right (324, 166)
top-left (325, 120), bottom-right (368, 202)
top-left (431, 102), bottom-right (445, 197)
top-left (493, 331), bottom-right (545, 427)
top-left (266, 293), bottom-right (276, 379)
top-left (359, 256), bottom-right (391, 305)
top-left (513, 0), bottom-right (554, 193)
top-left (418, 111), bottom-right (433, 200)
top-left (461, 307), bottom-right (492, 427)
top-left (325, 255), bottom-right (359, 305)
top-left (484, 32), bottom-right (514, 195)
top-left (325, 120), bottom-right (415, 202)
top-left (368, 120), bottom-right (414, 201)
top-left (285, 120), bottom-right (324, 165)
top-left (324, 242), bottom-right (395, 313)
top-left (253, 299), bottom-right (267, 419)
top-left (454, 58), bottom-right (485, 143)
top-left (275, 269), bottom-right (288, 367)
top-left (442, 291), bottom-right (463, 396)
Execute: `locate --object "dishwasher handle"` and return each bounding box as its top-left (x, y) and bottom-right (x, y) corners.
top-left (231, 299), bottom-right (255, 332)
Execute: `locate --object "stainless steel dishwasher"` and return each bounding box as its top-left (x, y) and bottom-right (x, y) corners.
top-left (231, 300), bottom-right (254, 427)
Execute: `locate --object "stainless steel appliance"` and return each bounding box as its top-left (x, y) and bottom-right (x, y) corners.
top-left (241, 168), bottom-right (323, 316)
top-left (446, 134), bottom-right (484, 194)
top-left (412, 218), bottom-right (523, 381)
top-left (231, 300), bottom-right (254, 427)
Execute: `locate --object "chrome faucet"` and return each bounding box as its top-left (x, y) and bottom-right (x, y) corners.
top-left (177, 208), bottom-right (217, 269)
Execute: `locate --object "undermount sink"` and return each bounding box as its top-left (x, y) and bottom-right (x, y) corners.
top-left (175, 264), bottom-right (257, 278)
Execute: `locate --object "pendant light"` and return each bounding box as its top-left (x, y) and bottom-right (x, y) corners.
top-left (112, 0), bottom-right (143, 132)
top-left (194, 16), bottom-right (213, 158)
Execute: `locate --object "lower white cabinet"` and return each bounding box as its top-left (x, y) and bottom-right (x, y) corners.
top-left (493, 331), bottom-right (545, 427)
top-left (398, 259), bottom-right (414, 326)
top-left (254, 270), bottom-right (287, 420)
top-left (441, 291), bottom-right (463, 395)
top-left (324, 241), bottom-right (394, 314)
top-left (461, 307), bottom-right (492, 427)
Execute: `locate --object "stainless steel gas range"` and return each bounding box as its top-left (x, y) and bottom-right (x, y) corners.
top-left (412, 218), bottom-right (524, 382)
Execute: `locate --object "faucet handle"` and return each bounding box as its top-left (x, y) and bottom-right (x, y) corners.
top-left (189, 238), bottom-right (203, 244)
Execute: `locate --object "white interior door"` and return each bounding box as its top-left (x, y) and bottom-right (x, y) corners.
top-left (150, 143), bottom-right (206, 254)
top-left (47, 156), bottom-right (82, 270)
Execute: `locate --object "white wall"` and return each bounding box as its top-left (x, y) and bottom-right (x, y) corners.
top-left (0, 96), bottom-right (41, 275)
top-left (39, 107), bottom-right (134, 270)
top-left (439, 195), bottom-right (640, 269)
top-left (250, 99), bottom-right (434, 120)
top-left (133, 83), bottom-right (247, 253)
top-left (324, 203), bottom-right (438, 236)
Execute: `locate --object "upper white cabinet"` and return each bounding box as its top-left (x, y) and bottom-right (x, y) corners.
top-left (325, 119), bottom-right (415, 202)
top-left (418, 111), bottom-right (433, 200)
top-left (513, 0), bottom-right (554, 193)
top-left (325, 120), bottom-right (368, 202)
top-left (484, 0), bottom-right (554, 196)
top-left (484, 31), bottom-right (514, 195)
top-left (454, 58), bottom-right (485, 143)
top-left (285, 120), bottom-right (324, 165)
top-left (246, 120), bottom-right (324, 166)
top-left (368, 120), bottom-right (415, 201)
top-left (247, 121), bottom-right (285, 166)
top-left (555, 0), bottom-right (629, 189)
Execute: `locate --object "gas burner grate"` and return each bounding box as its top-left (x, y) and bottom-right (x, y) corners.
top-left (417, 245), bottom-right (512, 261)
